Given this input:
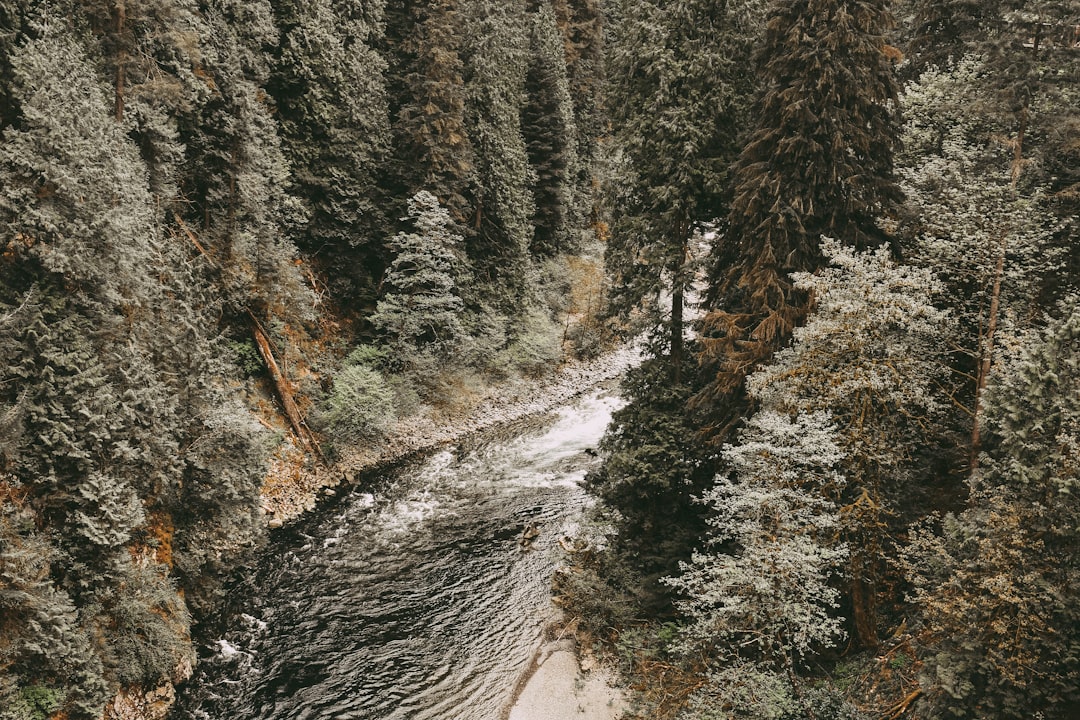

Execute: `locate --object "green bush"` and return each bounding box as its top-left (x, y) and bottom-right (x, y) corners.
top-left (0, 685), bottom-right (66, 720)
top-left (229, 339), bottom-right (265, 377)
top-left (496, 306), bottom-right (562, 376)
top-left (323, 365), bottom-right (396, 442)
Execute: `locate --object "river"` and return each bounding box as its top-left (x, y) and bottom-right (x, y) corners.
top-left (172, 386), bottom-right (623, 720)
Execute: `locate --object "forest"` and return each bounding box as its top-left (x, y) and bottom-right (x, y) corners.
top-left (0, 0), bottom-right (1077, 719)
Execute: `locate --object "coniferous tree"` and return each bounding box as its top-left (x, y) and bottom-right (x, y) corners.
top-left (604, 0), bottom-right (763, 379)
top-left (697, 0), bottom-right (903, 435)
top-left (269, 0), bottom-right (392, 305)
top-left (551, 0), bottom-right (603, 199)
top-left (903, 295), bottom-right (1080, 719)
top-left (387, 0), bottom-right (476, 223)
top-left (745, 239), bottom-right (948, 646)
top-left (899, 58), bottom-right (1066, 470)
top-left (460, 0), bottom-right (535, 306)
top-left (179, 0), bottom-right (311, 321)
top-left (521, 3), bottom-right (581, 257)
top-left (370, 190), bottom-right (470, 367)
top-left (667, 410), bottom-right (849, 674)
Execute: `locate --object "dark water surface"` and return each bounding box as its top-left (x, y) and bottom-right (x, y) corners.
top-left (172, 388), bottom-right (622, 720)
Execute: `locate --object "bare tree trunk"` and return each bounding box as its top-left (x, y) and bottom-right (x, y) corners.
top-left (970, 244), bottom-right (1005, 473)
top-left (248, 311), bottom-right (322, 461)
top-left (173, 211), bottom-right (324, 463)
top-left (670, 226), bottom-right (689, 383)
top-left (114, 0), bottom-right (126, 121)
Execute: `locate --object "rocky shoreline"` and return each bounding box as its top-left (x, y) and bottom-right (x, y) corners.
top-left (260, 342), bottom-right (642, 526)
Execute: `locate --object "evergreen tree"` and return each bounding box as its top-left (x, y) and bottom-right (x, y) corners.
top-left (584, 358), bottom-right (716, 605)
top-left (667, 410), bottom-right (848, 666)
top-left (551, 0), bottom-right (604, 201)
top-left (460, 0), bottom-right (535, 305)
top-left (370, 190), bottom-right (470, 367)
top-left (603, 0), bottom-right (763, 379)
top-left (899, 58), bottom-right (1066, 469)
top-left (521, 3), bottom-right (581, 257)
top-left (745, 239), bottom-right (948, 646)
top-left (903, 295), bottom-right (1080, 719)
top-left (179, 0), bottom-right (311, 322)
top-left (697, 0), bottom-right (903, 434)
top-left (387, 0), bottom-right (476, 224)
top-left (269, 0), bottom-right (392, 305)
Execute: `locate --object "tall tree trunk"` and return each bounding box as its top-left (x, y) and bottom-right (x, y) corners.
top-left (114, 0), bottom-right (126, 121)
top-left (670, 226), bottom-right (689, 382)
top-left (970, 242), bottom-right (1005, 472)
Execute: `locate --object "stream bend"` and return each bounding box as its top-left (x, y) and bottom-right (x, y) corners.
top-left (173, 388), bottom-right (622, 720)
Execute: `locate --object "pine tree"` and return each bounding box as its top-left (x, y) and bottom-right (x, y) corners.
top-left (667, 410), bottom-right (849, 664)
top-left (370, 190), bottom-right (470, 367)
top-left (551, 0), bottom-right (603, 200)
top-left (460, 0), bottom-right (535, 306)
top-left (745, 239), bottom-right (948, 647)
top-left (603, 0), bottom-right (763, 379)
top-left (899, 58), bottom-right (1066, 470)
top-left (521, 3), bottom-right (581, 257)
top-left (178, 0), bottom-right (311, 321)
top-left (697, 0), bottom-right (903, 434)
top-left (387, 0), bottom-right (476, 224)
top-left (903, 295), bottom-right (1080, 719)
top-left (269, 0), bottom-right (392, 305)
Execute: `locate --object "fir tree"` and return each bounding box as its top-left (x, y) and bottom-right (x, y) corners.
top-left (903, 295), bottom-right (1080, 719)
top-left (603, 0), bottom-right (763, 379)
top-left (460, 0), bottom-right (535, 306)
top-left (370, 190), bottom-right (470, 367)
top-left (667, 410), bottom-right (848, 665)
top-left (697, 0), bottom-right (903, 434)
top-left (178, 0), bottom-right (311, 322)
top-left (745, 239), bottom-right (948, 647)
top-left (388, 0), bottom-right (476, 224)
top-left (269, 0), bottom-right (392, 305)
top-left (521, 3), bottom-right (581, 257)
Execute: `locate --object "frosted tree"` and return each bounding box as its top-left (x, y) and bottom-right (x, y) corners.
top-left (667, 410), bottom-right (848, 661)
top-left (371, 191), bottom-right (469, 368)
top-left (899, 58), bottom-right (1065, 468)
top-left (745, 239), bottom-right (949, 647)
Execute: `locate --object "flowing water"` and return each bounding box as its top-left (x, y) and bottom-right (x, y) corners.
top-left (173, 387), bottom-right (622, 720)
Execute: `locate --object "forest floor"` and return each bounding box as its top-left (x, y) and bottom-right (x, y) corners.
top-left (259, 341), bottom-right (642, 526)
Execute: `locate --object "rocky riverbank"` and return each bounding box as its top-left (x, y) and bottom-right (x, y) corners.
top-left (260, 342), bottom-right (642, 526)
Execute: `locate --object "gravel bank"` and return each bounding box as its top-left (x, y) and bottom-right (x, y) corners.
top-left (260, 343), bottom-right (641, 526)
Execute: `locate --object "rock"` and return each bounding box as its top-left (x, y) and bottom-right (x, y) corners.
top-left (268, 518), bottom-right (284, 529)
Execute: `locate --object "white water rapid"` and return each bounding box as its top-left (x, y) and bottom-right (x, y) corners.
top-left (173, 386), bottom-right (623, 720)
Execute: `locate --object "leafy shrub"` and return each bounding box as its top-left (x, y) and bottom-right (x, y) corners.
top-left (323, 365), bottom-right (396, 442)
top-left (496, 306), bottom-right (562, 376)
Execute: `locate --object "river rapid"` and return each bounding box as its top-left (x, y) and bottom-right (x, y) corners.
top-left (172, 387), bottom-right (623, 720)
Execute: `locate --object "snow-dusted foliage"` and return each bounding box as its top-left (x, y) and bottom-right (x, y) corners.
top-left (666, 410), bottom-right (848, 661)
top-left (899, 58), bottom-right (1064, 344)
top-left (749, 238), bottom-right (948, 430)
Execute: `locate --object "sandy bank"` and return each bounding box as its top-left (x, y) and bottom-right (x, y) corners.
top-left (505, 632), bottom-right (625, 720)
